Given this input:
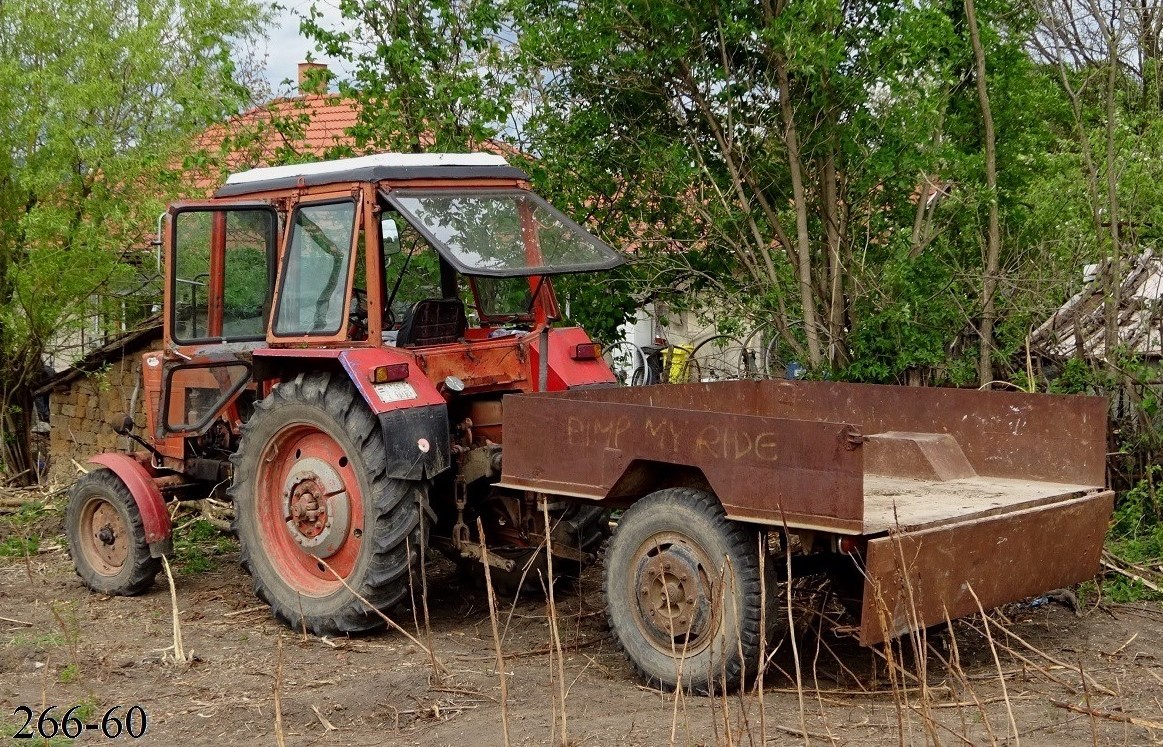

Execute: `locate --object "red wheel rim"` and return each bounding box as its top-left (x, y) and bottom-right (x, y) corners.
top-left (256, 423), bottom-right (364, 597)
top-left (78, 496), bottom-right (130, 577)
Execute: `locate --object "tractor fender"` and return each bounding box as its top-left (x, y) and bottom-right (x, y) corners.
top-left (88, 453), bottom-right (173, 557)
top-left (252, 347), bottom-right (445, 414)
top-left (336, 347), bottom-right (446, 413)
top-left (337, 348), bottom-right (451, 480)
top-left (252, 348), bottom-right (450, 479)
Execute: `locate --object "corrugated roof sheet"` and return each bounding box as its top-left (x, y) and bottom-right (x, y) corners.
top-left (1030, 249), bottom-right (1163, 359)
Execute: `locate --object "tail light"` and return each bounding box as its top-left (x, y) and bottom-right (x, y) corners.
top-left (369, 363), bottom-right (409, 383)
top-left (571, 342), bottom-right (602, 360)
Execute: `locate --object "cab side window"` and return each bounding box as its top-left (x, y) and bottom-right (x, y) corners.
top-left (172, 208), bottom-right (276, 342)
top-left (383, 214), bottom-right (445, 323)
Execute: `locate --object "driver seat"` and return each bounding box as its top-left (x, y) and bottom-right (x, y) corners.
top-left (396, 298), bottom-right (467, 347)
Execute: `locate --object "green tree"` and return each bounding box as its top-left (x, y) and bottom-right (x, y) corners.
top-left (0, 0), bottom-right (268, 477)
top-left (301, 0), bottom-right (517, 153)
top-left (294, 0), bottom-right (1100, 389)
top-left (516, 0), bottom-right (1076, 384)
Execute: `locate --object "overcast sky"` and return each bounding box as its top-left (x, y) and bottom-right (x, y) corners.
top-left (259, 0), bottom-right (346, 93)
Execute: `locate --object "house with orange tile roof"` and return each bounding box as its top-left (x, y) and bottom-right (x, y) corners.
top-left (187, 63), bottom-right (361, 192)
top-left (185, 62), bottom-right (510, 192)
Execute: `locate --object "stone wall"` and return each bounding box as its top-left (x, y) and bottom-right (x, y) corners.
top-left (47, 341), bottom-right (162, 484)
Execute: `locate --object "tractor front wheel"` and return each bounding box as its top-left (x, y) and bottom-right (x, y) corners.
top-left (231, 373), bottom-right (425, 635)
top-left (66, 469), bottom-right (160, 595)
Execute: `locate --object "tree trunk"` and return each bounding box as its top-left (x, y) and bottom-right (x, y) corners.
top-left (965, 0), bottom-right (1001, 387)
top-left (1103, 13), bottom-right (1124, 359)
top-left (776, 60), bottom-right (823, 369)
top-left (821, 140), bottom-right (846, 367)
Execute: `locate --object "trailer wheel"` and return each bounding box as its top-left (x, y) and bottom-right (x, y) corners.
top-left (605, 488), bottom-right (766, 693)
top-left (231, 373), bottom-right (424, 635)
top-left (66, 469), bottom-right (161, 595)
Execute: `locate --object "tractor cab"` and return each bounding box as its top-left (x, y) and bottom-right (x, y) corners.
top-left (181, 153), bottom-right (622, 346)
top-left (150, 153), bottom-right (625, 473)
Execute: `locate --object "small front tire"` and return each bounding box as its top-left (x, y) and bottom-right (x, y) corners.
top-left (66, 469), bottom-right (160, 596)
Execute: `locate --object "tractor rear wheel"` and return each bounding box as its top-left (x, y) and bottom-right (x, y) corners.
top-left (604, 488), bottom-right (770, 693)
top-left (230, 373), bottom-right (425, 635)
top-left (66, 469), bottom-right (160, 595)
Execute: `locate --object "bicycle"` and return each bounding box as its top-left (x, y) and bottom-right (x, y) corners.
top-left (680, 334), bottom-right (748, 382)
top-left (741, 321), bottom-right (807, 379)
top-left (601, 340), bottom-right (648, 386)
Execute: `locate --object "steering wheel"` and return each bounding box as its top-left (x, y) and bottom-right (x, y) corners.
top-left (349, 287), bottom-right (400, 333)
top-left (349, 287), bottom-right (369, 335)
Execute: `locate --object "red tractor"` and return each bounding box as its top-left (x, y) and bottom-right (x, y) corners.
top-left (66, 153), bottom-right (623, 634)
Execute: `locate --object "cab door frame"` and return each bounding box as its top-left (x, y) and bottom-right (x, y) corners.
top-left (155, 199), bottom-right (280, 453)
top-left (265, 187), bottom-right (368, 346)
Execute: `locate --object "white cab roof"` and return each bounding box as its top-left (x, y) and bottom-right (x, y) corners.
top-left (224, 152), bottom-right (511, 187)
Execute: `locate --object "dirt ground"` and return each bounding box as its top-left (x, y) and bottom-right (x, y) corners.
top-left (2, 504), bottom-right (1163, 747)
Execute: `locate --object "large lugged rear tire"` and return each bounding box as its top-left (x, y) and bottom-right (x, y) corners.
top-left (604, 488), bottom-right (765, 693)
top-left (66, 469), bottom-right (161, 596)
top-left (230, 373), bottom-right (425, 635)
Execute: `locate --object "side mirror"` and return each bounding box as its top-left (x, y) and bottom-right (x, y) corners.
top-left (111, 414), bottom-right (135, 435)
top-left (381, 217), bottom-right (401, 255)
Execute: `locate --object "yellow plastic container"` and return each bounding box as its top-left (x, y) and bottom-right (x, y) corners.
top-left (664, 344), bottom-right (695, 383)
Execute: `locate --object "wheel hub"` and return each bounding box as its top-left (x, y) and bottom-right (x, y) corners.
top-left (289, 476), bottom-right (329, 538)
top-left (632, 539), bottom-right (713, 649)
top-left (81, 499), bottom-right (129, 575)
top-left (281, 457), bottom-right (350, 558)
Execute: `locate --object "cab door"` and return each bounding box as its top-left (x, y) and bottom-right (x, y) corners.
top-left (156, 202), bottom-right (279, 448)
top-left (267, 197), bottom-right (362, 343)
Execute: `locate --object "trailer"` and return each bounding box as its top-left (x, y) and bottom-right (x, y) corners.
top-left (497, 380), bottom-right (1113, 690)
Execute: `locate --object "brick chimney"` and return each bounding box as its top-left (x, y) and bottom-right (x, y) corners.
top-left (297, 62), bottom-right (329, 94)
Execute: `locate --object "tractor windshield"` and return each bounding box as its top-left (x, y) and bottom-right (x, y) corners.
top-left (383, 189), bottom-right (624, 277)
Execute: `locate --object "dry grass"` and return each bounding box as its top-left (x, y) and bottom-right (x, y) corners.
top-left (665, 529), bottom-right (1163, 747)
top-left (160, 555), bottom-right (192, 665)
top-left (476, 516), bottom-right (511, 747)
top-left (541, 498), bottom-right (570, 746)
top-left (319, 557), bottom-right (448, 677)
top-left (5, 482), bottom-right (1162, 746)
top-left (273, 633), bottom-right (287, 747)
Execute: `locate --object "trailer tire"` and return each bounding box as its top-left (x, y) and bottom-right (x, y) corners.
top-left (604, 488), bottom-right (767, 693)
top-left (66, 469), bottom-right (161, 596)
top-left (231, 373), bottom-right (424, 635)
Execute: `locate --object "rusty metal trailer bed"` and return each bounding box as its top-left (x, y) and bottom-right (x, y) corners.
top-left (498, 380), bottom-right (1113, 646)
